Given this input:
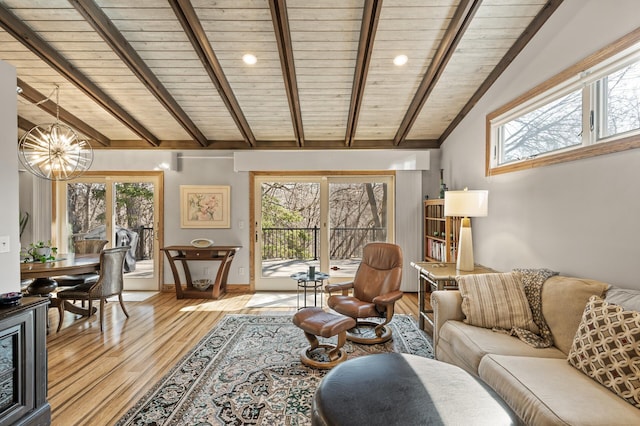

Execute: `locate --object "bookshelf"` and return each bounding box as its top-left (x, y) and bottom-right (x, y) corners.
top-left (423, 199), bottom-right (462, 262)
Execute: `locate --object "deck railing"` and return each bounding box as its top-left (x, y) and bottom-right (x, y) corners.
top-left (132, 226), bottom-right (154, 260)
top-left (261, 226), bottom-right (385, 260)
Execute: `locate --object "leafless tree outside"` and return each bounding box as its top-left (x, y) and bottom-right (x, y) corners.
top-left (261, 181), bottom-right (387, 261)
top-left (501, 61), bottom-right (640, 163)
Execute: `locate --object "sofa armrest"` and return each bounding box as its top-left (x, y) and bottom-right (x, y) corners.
top-left (431, 290), bottom-right (464, 350)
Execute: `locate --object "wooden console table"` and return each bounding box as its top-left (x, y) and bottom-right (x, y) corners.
top-left (161, 245), bottom-right (241, 299)
top-left (410, 262), bottom-right (494, 331)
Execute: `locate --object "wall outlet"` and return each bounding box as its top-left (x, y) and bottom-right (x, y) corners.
top-left (0, 236), bottom-right (9, 253)
top-left (239, 267), bottom-right (245, 275)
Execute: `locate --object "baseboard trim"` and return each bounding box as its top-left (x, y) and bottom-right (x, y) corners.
top-left (160, 284), bottom-right (250, 293)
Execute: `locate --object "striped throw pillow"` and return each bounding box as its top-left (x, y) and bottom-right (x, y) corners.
top-left (458, 272), bottom-right (539, 333)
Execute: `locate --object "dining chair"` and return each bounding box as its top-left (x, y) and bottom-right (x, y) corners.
top-left (53, 239), bottom-right (109, 287)
top-left (56, 246), bottom-right (129, 332)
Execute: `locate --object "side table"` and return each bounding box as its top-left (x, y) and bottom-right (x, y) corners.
top-left (161, 245), bottom-right (241, 299)
top-left (410, 262), bottom-right (494, 331)
top-left (290, 271), bottom-right (329, 310)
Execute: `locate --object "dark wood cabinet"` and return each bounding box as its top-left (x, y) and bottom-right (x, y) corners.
top-left (0, 297), bottom-right (50, 426)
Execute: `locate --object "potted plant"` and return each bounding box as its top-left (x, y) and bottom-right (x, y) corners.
top-left (27, 240), bottom-right (57, 263)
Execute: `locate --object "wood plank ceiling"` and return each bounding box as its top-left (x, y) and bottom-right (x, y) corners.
top-left (0, 0), bottom-right (562, 151)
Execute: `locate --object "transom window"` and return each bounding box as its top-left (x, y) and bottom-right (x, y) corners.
top-left (487, 30), bottom-right (640, 175)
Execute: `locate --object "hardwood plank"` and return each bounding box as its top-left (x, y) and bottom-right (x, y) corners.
top-left (269, 0), bottom-right (304, 146)
top-left (47, 290), bottom-right (420, 425)
top-left (17, 78), bottom-right (110, 146)
top-left (393, 0), bottom-right (482, 145)
top-left (0, 4), bottom-right (162, 146)
top-left (170, 0), bottom-right (258, 146)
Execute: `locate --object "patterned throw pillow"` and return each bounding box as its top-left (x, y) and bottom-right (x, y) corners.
top-left (458, 272), bottom-right (539, 333)
top-left (568, 296), bottom-right (640, 408)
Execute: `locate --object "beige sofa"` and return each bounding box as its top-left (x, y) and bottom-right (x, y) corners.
top-left (431, 275), bottom-right (640, 425)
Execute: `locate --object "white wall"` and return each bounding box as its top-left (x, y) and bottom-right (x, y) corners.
top-left (396, 171), bottom-right (422, 291)
top-left (440, 0), bottom-right (640, 289)
top-left (234, 150), bottom-right (430, 171)
top-left (84, 150), bottom-right (428, 289)
top-left (0, 60), bottom-right (19, 294)
top-left (90, 150), bottom-right (249, 285)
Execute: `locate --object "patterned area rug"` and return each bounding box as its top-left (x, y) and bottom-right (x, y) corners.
top-left (117, 314), bottom-right (433, 425)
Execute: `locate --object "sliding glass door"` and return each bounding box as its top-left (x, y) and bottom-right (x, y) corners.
top-left (54, 172), bottom-right (163, 291)
top-left (327, 177), bottom-right (391, 277)
top-left (253, 174), bottom-right (394, 290)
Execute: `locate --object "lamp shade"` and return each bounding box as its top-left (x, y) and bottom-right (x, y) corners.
top-left (444, 189), bottom-right (488, 217)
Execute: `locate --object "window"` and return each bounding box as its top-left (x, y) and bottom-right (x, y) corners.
top-left (53, 171), bottom-right (164, 291)
top-left (597, 60), bottom-right (640, 140)
top-left (499, 89), bottom-right (582, 164)
top-left (251, 173), bottom-right (395, 291)
top-left (487, 29), bottom-right (640, 175)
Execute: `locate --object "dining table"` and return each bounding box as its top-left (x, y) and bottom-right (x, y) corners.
top-left (20, 254), bottom-right (101, 316)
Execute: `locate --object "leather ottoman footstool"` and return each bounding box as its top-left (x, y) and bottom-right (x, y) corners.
top-left (292, 307), bottom-right (356, 369)
top-left (312, 353), bottom-right (523, 426)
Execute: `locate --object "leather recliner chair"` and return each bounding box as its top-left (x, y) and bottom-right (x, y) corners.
top-left (325, 242), bottom-right (403, 344)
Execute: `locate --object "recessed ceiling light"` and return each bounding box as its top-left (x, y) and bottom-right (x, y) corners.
top-left (243, 54), bottom-right (257, 65)
top-left (393, 55), bottom-right (408, 66)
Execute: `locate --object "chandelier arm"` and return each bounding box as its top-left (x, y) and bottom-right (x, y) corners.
top-left (54, 84), bottom-right (60, 122)
top-left (30, 86), bottom-right (58, 107)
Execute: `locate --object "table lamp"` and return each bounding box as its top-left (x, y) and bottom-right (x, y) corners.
top-left (444, 188), bottom-right (488, 271)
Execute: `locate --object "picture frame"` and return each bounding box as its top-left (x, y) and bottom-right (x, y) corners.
top-left (180, 185), bottom-right (230, 228)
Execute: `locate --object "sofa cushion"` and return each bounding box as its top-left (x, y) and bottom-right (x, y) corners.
top-left (479, 355), bottom-right (640, 426)
top-left (606, 287), bottom-right (640, 312)
top-left (458, 272), bottom-right (538, 333)
top-left (437, 320), bottom-right (564, 375)
top-left (541, 276), bottom-right (609, 355)
top-left (568, 296), bottom-right (640, 408)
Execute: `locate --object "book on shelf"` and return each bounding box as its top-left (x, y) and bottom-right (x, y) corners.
top-left (427, 240), bottom-right (446, 262)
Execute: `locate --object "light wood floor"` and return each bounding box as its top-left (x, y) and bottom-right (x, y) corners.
top-left (47, 289), bottom-right (421, 426)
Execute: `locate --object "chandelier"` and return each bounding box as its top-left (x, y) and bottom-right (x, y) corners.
top-left (18, 85), bottom-right (93, 181)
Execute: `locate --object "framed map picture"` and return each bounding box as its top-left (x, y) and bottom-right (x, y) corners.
top-left (180, 185), bottom-right (230, 228)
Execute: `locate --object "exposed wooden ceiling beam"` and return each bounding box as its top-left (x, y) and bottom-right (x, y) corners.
top-left (270, 0), bottom-right (305, 147)
top-left (0, 4), bottom-right (159, 147)
top-left (17, 116), bottom-right (36, 132)
top-left (103, 139), bottom-right (439, 150)
top-left (393, 0), bottom-right (482, 146)
top-left (437, 0), bottom-right (565, 146)
top-left (70, 0), bottom-right (208, 148)
top-left (396, 139), bottom-right (441, 149)
top-left (17, 79), bottom-right (111, 147)
top-left (345, 0), bottom-right (383, 147)
top-left (169, 0), bottom-right (256, 147)
top-left (103, 139), bottom-right (250, 150)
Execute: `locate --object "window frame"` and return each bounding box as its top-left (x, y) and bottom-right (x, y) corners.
top-left (486, 28), bottom-right (640, 176)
